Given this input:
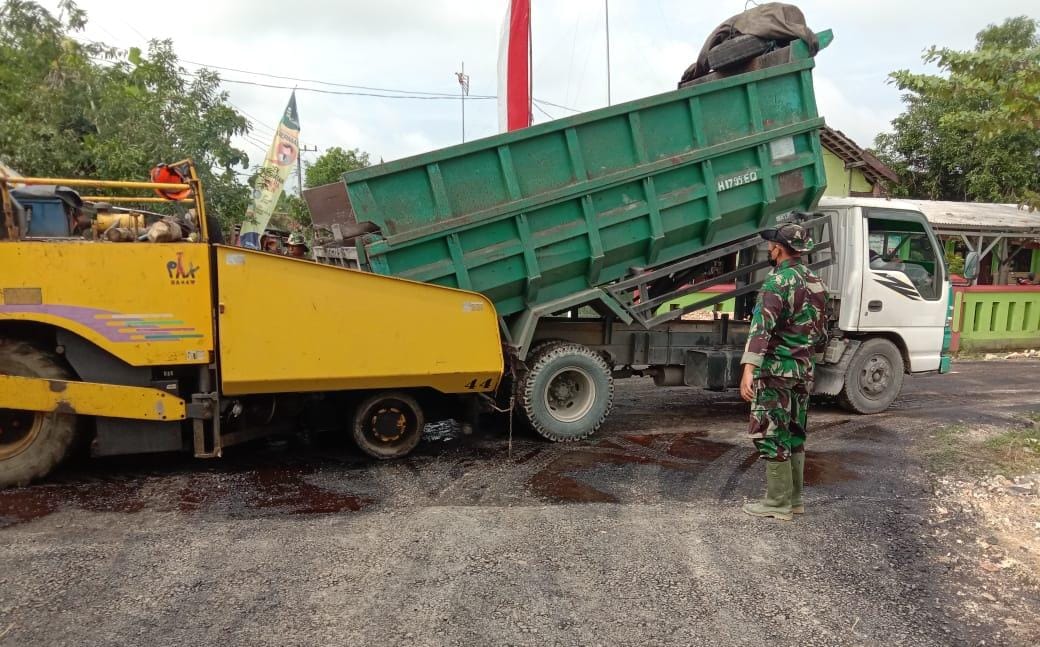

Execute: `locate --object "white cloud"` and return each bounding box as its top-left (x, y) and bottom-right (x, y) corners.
top-left (813, 75), bottom-right (897, 149)
top-left (44, 0), bottom-right (1040, 178)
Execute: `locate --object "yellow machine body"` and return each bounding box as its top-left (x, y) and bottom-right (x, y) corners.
top-left (214, 246), bottom-right (502, 396)
top-left (0, 242), bottom-right (503, 420)
top-left (0, 241), bottom-right (215, 367)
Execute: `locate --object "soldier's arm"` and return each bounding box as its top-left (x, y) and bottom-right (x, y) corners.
top-left (809, 282), bottom-right (830, 353)
top-left (741, 277), bottom-right (785, 368)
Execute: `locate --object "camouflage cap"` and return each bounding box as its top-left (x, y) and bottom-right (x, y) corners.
top-left (287, 232), bottom-right (307, 247)
top-left (762, 222), bottom-right (814, 253)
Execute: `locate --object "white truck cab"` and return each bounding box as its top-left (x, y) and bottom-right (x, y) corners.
top-left (811, 197), bottom-right (956, 413)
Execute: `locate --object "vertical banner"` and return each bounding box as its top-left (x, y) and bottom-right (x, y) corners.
top-left (497, 0), bottom-right (531, 132)
top-left (239, 92), bottom-right (300, 249)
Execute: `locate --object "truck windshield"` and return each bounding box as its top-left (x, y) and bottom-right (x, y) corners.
top-left (865, 210), bottom-right (944, 300)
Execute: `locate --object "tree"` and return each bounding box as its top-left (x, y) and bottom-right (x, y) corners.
top-left (0, 0), bottom-right (255, 233)
top-left (304, 147), bottom-right (370, 188)
top-left (874, 17), bottom-right (1040, 210)
top-left (276, 147), bottom-right (371, 229)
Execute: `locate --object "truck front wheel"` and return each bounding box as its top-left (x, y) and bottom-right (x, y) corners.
top-left (0, 341), bottom-right (78, 488)
top-left (516, 342), bottom-right (613, 442)
top-left (838, 338), bottom-right (905, 415)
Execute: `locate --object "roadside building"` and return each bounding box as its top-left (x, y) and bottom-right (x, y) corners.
top-left (820, 126), bottom-right (898, 198)
top-left (902, 200), bottom-right (1040, 286)
top-left (900, 200), bottom-right (1040, 353)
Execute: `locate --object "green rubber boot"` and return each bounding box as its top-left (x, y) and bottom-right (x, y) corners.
top-left (790, 451), bottom-right (805, 514)
top-left (742, 460), bottom-right (793, 521)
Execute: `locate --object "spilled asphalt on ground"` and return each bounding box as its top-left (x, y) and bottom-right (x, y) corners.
top-left (1, 360), bottom-right (1038, 646)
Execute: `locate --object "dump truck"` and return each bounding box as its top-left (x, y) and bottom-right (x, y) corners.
top-left (337, 29), bottom-right (957, 443)
top-left (0, 26), bottom-right (960, 486)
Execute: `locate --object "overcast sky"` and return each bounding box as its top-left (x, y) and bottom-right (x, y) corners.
top-left (48, 0), bottom-right (1039, 189)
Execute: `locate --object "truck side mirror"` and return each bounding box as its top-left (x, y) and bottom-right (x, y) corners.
top-left (962, 252), bottom-right (980, 281)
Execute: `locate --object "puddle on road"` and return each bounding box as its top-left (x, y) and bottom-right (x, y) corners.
top-left (247, 468), bottom-right (368, 514)
top-left (803, 450), bottom-right (870, 486)
top-left (0, 466), bottom-right (369, 529)
top-left (0, 430), bottom-right (878, 525)
top-left (0, 480), bottom-right (146, 527)
top-left (529, 432), bottom-right (868, 503)
top-left (529, 432), bottom-right (746, 503)
top-left (667, 434), bottom-right (733, 461)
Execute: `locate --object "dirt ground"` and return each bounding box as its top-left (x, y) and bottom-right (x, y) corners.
top-left (1, 360), bottom-right (1039, 646)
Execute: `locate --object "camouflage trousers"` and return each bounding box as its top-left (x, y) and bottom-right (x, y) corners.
top-left (748, 375), bottom-right (811, 461)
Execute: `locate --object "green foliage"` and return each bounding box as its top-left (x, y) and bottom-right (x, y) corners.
top-left (945, 249), bottom-right (965, 277)
top-left (304, 147), bottom-right (370, 189)
top-left (874, 17), bottom-right (1040, 210)
top-left (278, 147), bottom-right (371, 228)
top-left (0, 0), bottom-right (253, 233)
top-left (277, 193), bottom-right (311, 229)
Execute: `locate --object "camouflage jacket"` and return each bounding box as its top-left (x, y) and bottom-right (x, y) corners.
top-left (741, 259), bottom-right (829, 380)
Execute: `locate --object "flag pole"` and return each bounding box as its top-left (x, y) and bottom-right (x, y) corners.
top-left (461, 61), bottom-right (466, 143)
top-left (528, 8), bottom-right (533, 125)
top-left (605, 0), bottom-right (612, 106)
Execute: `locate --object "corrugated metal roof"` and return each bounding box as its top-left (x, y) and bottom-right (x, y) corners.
top-left (900, 200), bottom-right (1040, 234)
top-left (819, 197), bottom-right (1040, 235)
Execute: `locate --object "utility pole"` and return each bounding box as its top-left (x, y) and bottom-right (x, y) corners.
top-left (456, 62), bottom-right (470, 143)
top-left (297, 144), bottom-right (318, 195)
top-left (605, 0), bottom-right (612, 106)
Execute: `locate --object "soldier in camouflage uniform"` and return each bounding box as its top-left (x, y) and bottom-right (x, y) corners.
top-left (739, 221), bottom-right (828, 521)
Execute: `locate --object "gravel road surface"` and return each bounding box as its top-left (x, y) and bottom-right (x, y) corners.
top-left (2, 360), bottom-right (1039, 646)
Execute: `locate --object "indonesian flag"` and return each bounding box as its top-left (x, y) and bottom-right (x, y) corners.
top-left (497, 0), bottom-right (531, 132)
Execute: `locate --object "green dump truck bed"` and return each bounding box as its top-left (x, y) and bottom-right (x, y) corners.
top-left (345, 32), bottom-right (831, 322)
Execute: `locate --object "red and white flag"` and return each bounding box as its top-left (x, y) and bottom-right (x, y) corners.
top-left (497, 0), bottom-right (531, 132)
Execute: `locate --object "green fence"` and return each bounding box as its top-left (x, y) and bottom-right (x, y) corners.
top-left (656, 284), bottom-right (736, 319)
top-left (952, 286), bottom-right (1040, 352)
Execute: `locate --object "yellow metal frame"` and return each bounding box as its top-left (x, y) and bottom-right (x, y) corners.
top-left (0, 374), bottom-right (187, 421)
top-left (0, 158), bottom-right (211, 241)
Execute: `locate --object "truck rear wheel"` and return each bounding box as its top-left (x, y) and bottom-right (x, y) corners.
top-left (838, 338), bottom-right (904, 415)
top-left (0, 341), bottom-right (78, 488)
top-left (516, 342), bottom-right (613, 442)
top-left (351, 391), bottom-right (425, 459)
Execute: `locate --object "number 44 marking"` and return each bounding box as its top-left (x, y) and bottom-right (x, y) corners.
top-left (465, 378), bottom-right (495, 390)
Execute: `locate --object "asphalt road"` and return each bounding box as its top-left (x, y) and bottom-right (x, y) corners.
top-left (1, 360), bottom-right (1038, 646)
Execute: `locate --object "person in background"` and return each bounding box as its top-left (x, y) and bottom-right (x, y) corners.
top-left (286, 232), bottom-right (310, 259)
top-left (261, 234), bottom-right (282, 254)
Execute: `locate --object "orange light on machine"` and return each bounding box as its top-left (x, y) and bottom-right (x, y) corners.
top-left (149, 164), bottom-right (191, 201)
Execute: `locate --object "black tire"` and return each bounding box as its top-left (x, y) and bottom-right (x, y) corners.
top-left (516, 342), bottom-right (613, 442)
top-left (838, 338), bottom-right (905, 415)
top-left (706, 34), bottom-right (771, 72)
top-left (0, 340), bottom-right (78, 488)
top-left (351, 391), bottom-right (425, 459)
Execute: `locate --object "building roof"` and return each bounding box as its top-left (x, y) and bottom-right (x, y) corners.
top-left (902, 200), bottom-right (1040, 236)
top-left (819, 196), bottom-right (1040, 237)
top-left (820, 126), bottom-right (898, 187)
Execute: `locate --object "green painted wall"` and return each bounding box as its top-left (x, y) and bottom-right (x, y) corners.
top-left (657, 291), bottom-right (735, 318)
top-left (952, 288), bottom-right (1040, 352)
top-left (822, 149), bottom-right (874, 197)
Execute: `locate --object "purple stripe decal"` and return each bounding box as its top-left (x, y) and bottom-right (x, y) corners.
top-left (0, 304), bottom-right (200, 343)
